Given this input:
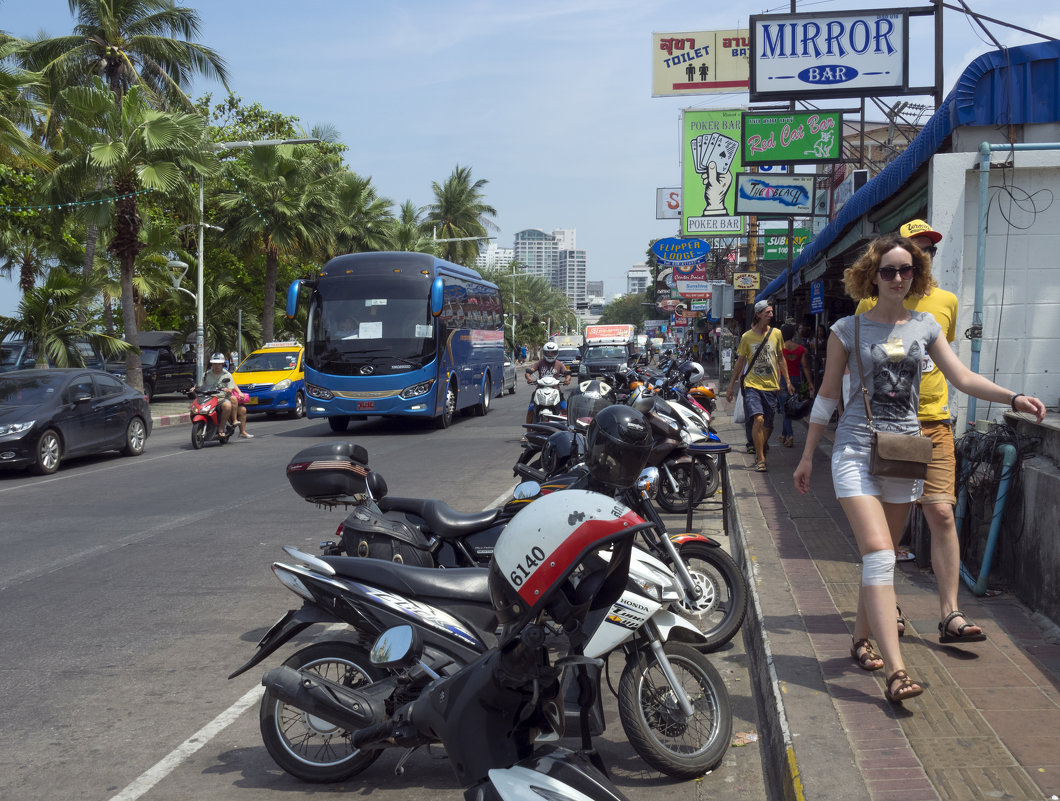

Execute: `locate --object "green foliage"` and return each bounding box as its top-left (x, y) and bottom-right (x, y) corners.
top-left (597, 290), bottom-right (652, 328)
top-left (424, 165), bottom-right (497, 266)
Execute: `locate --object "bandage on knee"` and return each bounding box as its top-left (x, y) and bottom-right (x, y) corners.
top-left (809, 394), bottom-right (839, 425)
top-left (862, 549), bottom-right (896, 586)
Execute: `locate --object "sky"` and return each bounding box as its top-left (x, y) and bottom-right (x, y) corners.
top-left (3, 0), bottom-right (1060, 317)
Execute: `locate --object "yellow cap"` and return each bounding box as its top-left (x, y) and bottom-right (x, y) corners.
top-left (899, 219), bottom-right (942, 243)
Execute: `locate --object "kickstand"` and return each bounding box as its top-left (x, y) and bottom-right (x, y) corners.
top-left (393, 746), bottom-right (419, 776)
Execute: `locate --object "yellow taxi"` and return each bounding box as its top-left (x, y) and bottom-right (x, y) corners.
top-left (232, 341), bottom-right (306, 418)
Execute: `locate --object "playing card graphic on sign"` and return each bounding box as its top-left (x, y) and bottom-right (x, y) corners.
top-left (682, 108), bottom-right (744, 236)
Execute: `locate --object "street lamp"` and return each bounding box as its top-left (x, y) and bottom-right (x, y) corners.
top-left (186, 137), bottom-right (321, 378)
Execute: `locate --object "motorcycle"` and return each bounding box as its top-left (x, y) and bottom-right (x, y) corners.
top-left (264, 489), bottom-right (691, 800)
top-left (187, 388), bottom-right (235, 448)
top-left (288, 439), bottom-right (746, 653)
top-left (529, 374), bottom-right (565, 422)
top-left (234, 488), bottom-right (732, 782)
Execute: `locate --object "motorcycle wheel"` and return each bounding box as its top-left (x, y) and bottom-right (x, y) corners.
top-left (697, 456), bottom-right (720, 497)
top-left (654, 462), bottom-right (707, 513)
top-left (617, 641), bottom-right (732, 779)
top-left (190, 421), bottom-right (205, 450)
top-left (259, 641), bottom-right (387, 783)
top-left (672, 543), bottom-right (748, 651)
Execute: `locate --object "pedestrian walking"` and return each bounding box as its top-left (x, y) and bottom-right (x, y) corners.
top-left (793, 233), bottom-right (1045, 704)
top-left (856, 219), bottom-right (984, 642)
top-left (725, 299), bottom-right (794, 472)
top-left (779, 322), bottom-right (815, 447)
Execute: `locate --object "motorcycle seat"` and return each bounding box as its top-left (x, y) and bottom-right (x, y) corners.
top-left (378, 497), bottom-right (500, 539)
top-left (320, 556), bottom-right (491, 603)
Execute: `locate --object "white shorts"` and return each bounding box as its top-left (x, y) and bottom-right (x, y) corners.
top-left (831, 445), bottom-right (924, 503)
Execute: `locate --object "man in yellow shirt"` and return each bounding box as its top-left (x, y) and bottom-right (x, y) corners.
top-left (856, 219), bottom-right (986, 644)
top-left (726, 300), bottom-right (793, 472)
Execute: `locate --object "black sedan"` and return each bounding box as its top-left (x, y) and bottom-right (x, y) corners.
top-left (0, 369), bottom-right (152, 475)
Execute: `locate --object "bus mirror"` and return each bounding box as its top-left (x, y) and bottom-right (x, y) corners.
top-left (286, 280), bottom-right (309, 319)
top-left (430, 277), bottom-right (444, 317)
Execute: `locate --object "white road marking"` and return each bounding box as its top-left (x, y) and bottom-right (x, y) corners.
top-left (107, 684), bottom-right (263, 801)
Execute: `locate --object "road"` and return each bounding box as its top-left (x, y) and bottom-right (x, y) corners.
top-left (0, 391), bottom-right (766, 801)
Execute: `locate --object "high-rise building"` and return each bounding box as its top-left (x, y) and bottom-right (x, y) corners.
top-left (585, 280), bottom-right (604, 297)
top-left (513, 229), bottom-right (557, 282)
top-left (627, 264), bottom-right (650, 295)
top-left (474, 241), bottom-right (514, 271)
top-left (557, 249), bottom-right (587, 310)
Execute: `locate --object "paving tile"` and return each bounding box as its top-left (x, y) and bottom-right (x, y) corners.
top-left (980, 709), bottom-right (1060, 765)
top-left (962, 684), bottom-right (1059, 710)
top-left (927, 764), bottom-right (1044, 801)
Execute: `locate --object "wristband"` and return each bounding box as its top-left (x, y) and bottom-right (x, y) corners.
top-left (809, 394), bottom-right (839, 425)
top-left (1009, 393), bottom-right (1025, 411)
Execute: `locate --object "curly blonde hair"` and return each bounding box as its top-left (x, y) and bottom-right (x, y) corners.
top-left (842, 233), bottom-right (934, 301)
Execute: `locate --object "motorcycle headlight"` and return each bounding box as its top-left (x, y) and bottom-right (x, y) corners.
top-left (273, 378), bottom-right (292, 391)
top-left (400, 379), bottom-right (435, 399)
top-left (0, 420), bottom-right (34, 437)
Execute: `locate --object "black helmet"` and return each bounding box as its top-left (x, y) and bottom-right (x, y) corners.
top-left (566, 379), bottom-right (614, 429)
top-left (540, 430), bottom-right (586, 475)
top-left (584, 405), bottom-right (652, 488)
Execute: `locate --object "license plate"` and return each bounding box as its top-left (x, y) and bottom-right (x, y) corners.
top-left (357, 401), bottom-right (375, 410)
top-left (245, 397), bottom-right (257, 405)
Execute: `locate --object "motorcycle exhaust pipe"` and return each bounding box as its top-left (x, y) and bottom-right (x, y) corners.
top-left (262, 666), bottom-right (392, 733)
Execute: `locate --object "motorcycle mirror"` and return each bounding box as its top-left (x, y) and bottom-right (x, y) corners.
top-left (370, 625), bottom-right (423, 668)
top-left (512, 481), bottom-right (542, 501)
top-left (635, 466), bottom-right (660, 500)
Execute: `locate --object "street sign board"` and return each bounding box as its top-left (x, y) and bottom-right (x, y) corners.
top-left (741, 110), bottom-right (842, 164)
top-left (652, 30), bottom-right (751, 96)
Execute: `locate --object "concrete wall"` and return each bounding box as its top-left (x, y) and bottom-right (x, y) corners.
top-left (928, 143), bottom-right (1060, 428)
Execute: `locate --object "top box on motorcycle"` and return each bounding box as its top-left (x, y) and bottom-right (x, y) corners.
top-left (286, 442), bottom-right (370, 503)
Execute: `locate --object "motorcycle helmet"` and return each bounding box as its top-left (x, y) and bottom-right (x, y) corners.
top-left (566, 379), bottom-right (614, 429)
top-left (540, 430), bottom-right (585, 474)
top-left (678, 360), bottom-right (705, 386)
top-left (488, 489), bottom-right (647, 644)
top-left (584, 404), bottom-right (652, 489)
top-left (542, 341), bottom-right (559, 362)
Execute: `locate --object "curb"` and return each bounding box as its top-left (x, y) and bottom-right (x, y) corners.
top-left (152, 412), bottom-right (190, 428)
top-left (726, 462), bottom-right (805, 801)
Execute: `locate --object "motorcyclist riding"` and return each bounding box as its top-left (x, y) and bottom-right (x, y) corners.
top-left (524, 341), bottom-right (572, 424)
top-left (192, 353), bottom-right (237, 441)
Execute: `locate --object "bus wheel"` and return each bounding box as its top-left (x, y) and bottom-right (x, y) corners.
top-left (328, 416), bottom-right (350, 432)
top-left (475, 376), bottom-right (491, 416)
top-left (435, 381), bottom-right (456, 429)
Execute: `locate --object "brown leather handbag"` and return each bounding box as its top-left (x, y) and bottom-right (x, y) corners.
top-left (854, 317), bottom-right (934, 479)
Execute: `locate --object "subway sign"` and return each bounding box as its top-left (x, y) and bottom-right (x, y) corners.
top-left (749, 8), bottom-right (908, 101)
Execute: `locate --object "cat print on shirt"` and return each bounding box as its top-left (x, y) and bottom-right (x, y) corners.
top-left (869, 340), bottom-right (921, 423)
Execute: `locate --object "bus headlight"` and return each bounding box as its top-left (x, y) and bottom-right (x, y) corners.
top-left (273, 378), bottom-right (292, 391)
top-left (400, 379), bottom-right (435, 399)
top-left (306, 382), bottom-right (333, 400)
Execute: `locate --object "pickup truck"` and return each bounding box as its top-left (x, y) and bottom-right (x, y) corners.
top-left (106, 331), bottom-right (197, 401)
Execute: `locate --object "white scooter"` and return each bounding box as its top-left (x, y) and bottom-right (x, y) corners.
top-left (531, 374), bottom-right (565, 422)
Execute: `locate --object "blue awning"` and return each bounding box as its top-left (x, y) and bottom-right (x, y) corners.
top-left (758, 40), bottom-right (1060, 302)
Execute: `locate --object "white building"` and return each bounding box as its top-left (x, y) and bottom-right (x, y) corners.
top-left (513, 229), bottom-right (557, 282)
top-left (627, 264), bottom-right (651, 296)
top-left (474, 241), bottom-right (514, 272)
top-left (557, 249), bottom-right (587, 310)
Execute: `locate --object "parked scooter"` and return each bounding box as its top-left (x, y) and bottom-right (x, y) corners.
top-left (265, 488), bottom-right (700, 800)
top-left (187, 388), bottom-right (234, 448)
top-left (234, 489), bottom-right (732, 782)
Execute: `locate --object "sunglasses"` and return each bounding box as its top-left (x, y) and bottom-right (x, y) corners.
top-left (921, 245), bottom-right (937, 257)
top-left (878, 264), bottom-right (915, 281)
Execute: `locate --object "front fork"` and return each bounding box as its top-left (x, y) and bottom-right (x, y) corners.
top-left (641, 619), bottom-right (695, 718)
top-left (634, 497), bottom-right (702, 605)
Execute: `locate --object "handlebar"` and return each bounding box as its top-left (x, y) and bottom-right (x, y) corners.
top-left (513, 462), bottom-right (547, 483)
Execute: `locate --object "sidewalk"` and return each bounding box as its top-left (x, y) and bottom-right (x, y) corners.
top-left (704, 390), bottom-right (1060, 801)
top-left (149, 396), bottom-right (192, 428)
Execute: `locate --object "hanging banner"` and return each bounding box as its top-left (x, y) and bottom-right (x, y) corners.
top-left (651, 237), bottom-right (710, 268)
top-left (733, 272), bottom-right (761, 290)
top-left (741, 110), bottom-right (842, 165)
top-left (681, 108), bottom-right (746, 237)
top-left (749, 8), bottom-right (909, 101)
top-left (677, 280), bottom-right (713, 299)
top-left (763, 227), bottom-right (812, 260)
top-left (734, 173), bottom-right (816, 217)
top-left (652, 30), bottom-right (751, 97)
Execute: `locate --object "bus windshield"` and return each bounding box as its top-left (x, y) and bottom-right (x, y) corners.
top-left (306, 276), bottom-right (436, 372)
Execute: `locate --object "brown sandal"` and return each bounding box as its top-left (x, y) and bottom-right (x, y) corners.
top-left (851, 638), bottom-right (884, 671)
top-left (884, 670), bottom-right (924, 703)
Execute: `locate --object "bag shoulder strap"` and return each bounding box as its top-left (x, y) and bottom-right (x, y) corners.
top-left (853, 316), bottom-right (876, 428)
top-left (741, 327), bottom-right (773, 388)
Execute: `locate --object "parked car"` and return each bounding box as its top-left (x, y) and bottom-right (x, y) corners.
top-left (1, 336), bottom-right (105, 373)
top-left (0, 369), bottom-right (152, 475)
top-left (502, 350), bottom-right (517, 395)
top-left (105, 330), bottom-right (196, 401)
top-left (232, 341), bottom-right (306, 418)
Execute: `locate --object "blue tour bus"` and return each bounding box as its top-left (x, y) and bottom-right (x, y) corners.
top-left (287, 251), bottom-right (506, 430)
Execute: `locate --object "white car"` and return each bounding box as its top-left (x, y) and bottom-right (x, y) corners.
top-left (501, 351), bottom-right (517, 395)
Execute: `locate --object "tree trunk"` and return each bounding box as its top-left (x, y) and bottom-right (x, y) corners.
top-left (120, 256), bottom-right (144, 392)
top-left (262, 246), bottom-right (279, 342)
top-left (82, 224), bottom-right (98, 281)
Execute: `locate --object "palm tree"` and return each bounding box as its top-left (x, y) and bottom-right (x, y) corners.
top-left (19, 0), bottom-right (230, 110)
top-left (214, 142), bottom-right (337, 341)
top-left (0, 267), bottom-right (131, 367)
top-left (424, 165), bottom-right (497, 265)
top-left (330, 171), bottom-right (394, 255)
top-left (386, 200), bottom-right (436, 254)
top-left (46, 78), bottom-right (219, 391)
top-left (0, 36), bottom-right (53, 168)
